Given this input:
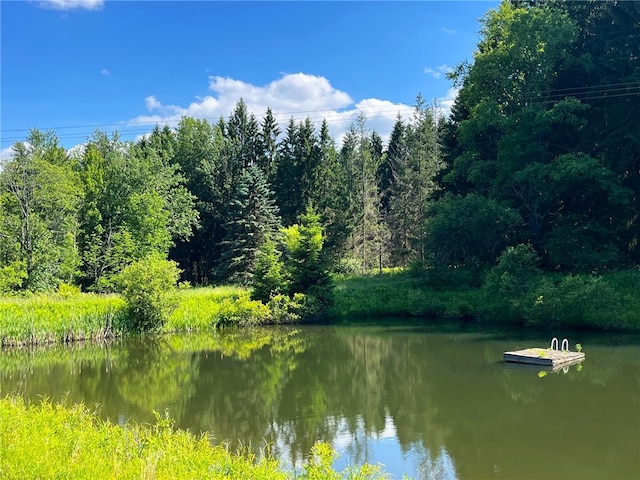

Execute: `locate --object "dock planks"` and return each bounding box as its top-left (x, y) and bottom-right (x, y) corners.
top-left (503, 348), bottom-right (585, 367)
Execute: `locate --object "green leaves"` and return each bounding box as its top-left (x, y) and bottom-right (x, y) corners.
top-left (424, 194), bottom-right (521, 266)
top-left (117, 256), bottom-right (181, 333)
top-left (0, 130), bottom-right (81, 291)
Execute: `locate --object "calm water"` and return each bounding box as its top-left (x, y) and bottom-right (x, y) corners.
top-left (1, 323), bottom-right (639, 479)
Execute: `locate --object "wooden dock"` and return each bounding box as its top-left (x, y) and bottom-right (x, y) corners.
top-left (503, 348), bottom-right (585, 367)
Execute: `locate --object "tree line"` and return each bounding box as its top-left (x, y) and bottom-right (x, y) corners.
top-left (1, 0), bottom-right (637, 299)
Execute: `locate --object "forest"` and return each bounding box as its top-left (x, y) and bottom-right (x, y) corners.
top-left (1, 1), bottom-right (638, 330)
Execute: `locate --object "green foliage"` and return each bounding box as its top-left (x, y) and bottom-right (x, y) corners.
top-left (117, 256), bottom-right (181, 333)
top-left (0, 130), bottom-right (81, 292)
top-left (0, 293), bottom-right (126, 347)
top-left (167, 286), bottom-right (262, 330)
top-left (333, 268), bottom-right (640, 331)
top-left (265, 293), bottom-right (305, 324)
top-left (420, 259), bottom-right (487, 289)
top-left (0, 397), bottom-right (389, 480)
top-left (77, 131), bottom-right (198, 291)
top-left (282, 205), bottom-right (334, 312)
top-left (299, 441), bottom-right (388, 480)
top-left (528, 274), bottom-right (623, 329)
top-left (0, 261), bottom-right (27, 294)
top-left (424, 193), bottom-right (521, 266)
top-left (484, 244), bottom-right (541, 303)
top-left (218, 165), bottom-right (281, 284)
top-left (440, 1), bottom-right (638, 272)
top-left (0, 396), bottom-right (286, 480)
top-left (252, 237), bottom-right (287, 302)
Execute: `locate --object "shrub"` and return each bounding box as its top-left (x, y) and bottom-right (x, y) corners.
top-left (528, 274), bottom-right (623, 329)
top-left (117, 256), bottom-right (181, 333)
top-left (483, 244), bottom-right (541, 317)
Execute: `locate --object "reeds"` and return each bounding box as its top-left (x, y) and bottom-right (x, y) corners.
top-left (0, 286), bottom-right (288, 348)
top-left (0, 294), bottom-right (126, 347)
top-left (167, 286), bottom-right (269, 331)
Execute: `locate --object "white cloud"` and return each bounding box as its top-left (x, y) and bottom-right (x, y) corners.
top-left (436, 87), bottom-right (460, 118)
top-left (424, 64), bottom-right (453, 79)
top-left (100, 68), bottom-right (110, 76)
top-left (66, 143), bottom-right (86, 159)
top-left (145, 95), bottom-right (162, 111)
top-left (1, 144), bottom-right (22, 172)
top-left (128, 73), bottom-right (422, 146)
top-left (0, 146), bottom-right (15, 161)
top-left (442, 27), bottom-right (456, 35)
top-left (36, 0), bottom-right (104, 10)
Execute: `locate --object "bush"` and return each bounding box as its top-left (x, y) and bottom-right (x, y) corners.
top-left (265, 293), bottom-right (305, 324)
top-left (117, 256), bottom-right (181, 333)
top-left (528, 274), bottom-right (623, 329)
top-left (483, 244), bottom-right (541, 320)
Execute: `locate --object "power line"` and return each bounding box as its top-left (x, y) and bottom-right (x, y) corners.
top-left (1, 105), bottom-right (425, 144)
top-left (0, 103), bottom-right (421, 136)
top-left (3, 80), bottom-right (638, 146)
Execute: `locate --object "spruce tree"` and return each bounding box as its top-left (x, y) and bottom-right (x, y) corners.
top-left (218, 165), bottom-right (282, 284)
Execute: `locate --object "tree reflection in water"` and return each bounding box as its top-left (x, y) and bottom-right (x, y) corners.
top-left (1, 324), bottom-right (638, 480)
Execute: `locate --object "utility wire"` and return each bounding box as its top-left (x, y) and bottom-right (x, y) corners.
top-left (2, 80), bottom-right (638, 145)
top-left (0, 106), bottom-right (425, 144)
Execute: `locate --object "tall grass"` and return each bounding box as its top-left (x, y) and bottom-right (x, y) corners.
top-left (0, 286), bottom-right (301, 348)
top-left (0, 293), bottom-right (126, 347)
top-left (0, 396), bottom-right (389, 480)
top-left (167, 286), bottom-right (270, 330)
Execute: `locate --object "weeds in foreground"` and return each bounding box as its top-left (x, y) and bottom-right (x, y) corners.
top-left (0, 396), bottom-right (389, 480)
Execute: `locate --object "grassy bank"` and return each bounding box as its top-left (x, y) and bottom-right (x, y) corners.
top-left (0, 287), bottom-right (282, 347)
top-left (2, 267), bottom-right (638, 347)
top-left (0, 293), bottom-right (127, 347)
top-left (331, 268), bottom-right (640, 331)
top-left (0, 396), bottom-right (387, 480)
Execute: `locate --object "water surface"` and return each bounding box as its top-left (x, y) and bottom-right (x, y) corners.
top-left (1, 323), bottom-right (638, 479)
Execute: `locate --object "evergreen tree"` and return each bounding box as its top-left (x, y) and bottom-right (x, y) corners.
top-left (258, 107), bottom-right (281, 182)
top-left (282, 204), bottom-right (333, 307)
top-left (381, 116), bottom-right (412, 265)
top-left (218, 165), bottom-right (282, 284)
top-left (251, 237), bottom-right (286, 302)
top-left (274, 118), bottom-right (301, 226)
top-left (343, 114), bottom-right (387, 272)
top-left (314, 120), bottom-right (351, 260)
top-left (171, 117), bottom-right (224, 284)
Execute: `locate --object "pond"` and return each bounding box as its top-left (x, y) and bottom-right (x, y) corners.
top-left (1, 322), bottom-right (639, 479)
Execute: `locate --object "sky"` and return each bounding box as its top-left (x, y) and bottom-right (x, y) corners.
top-left (1, 0), bottom-right (500, 158)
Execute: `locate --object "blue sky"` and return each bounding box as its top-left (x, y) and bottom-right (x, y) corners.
top-left (1, 0), bottom-right (500, 156)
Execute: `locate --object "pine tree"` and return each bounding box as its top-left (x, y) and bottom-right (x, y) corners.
top-left (274, 118), bottom-right (301, 226)
top-left (342, 114), bottom-right (387, 272)
top-left (218, 166), bottom-right (282, 284)
top-left (258, 107), bottom-right (280, 182)
top-left (282, 204), bottom-right (333, 308)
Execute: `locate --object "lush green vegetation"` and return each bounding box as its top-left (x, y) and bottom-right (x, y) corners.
top-left (2, 261), bottom-right (639, 347)
top-left (0, 287), bottom-right (308, 347)
top-left (0, 396), bottom-right (388, 480)
top-left (0, 1), bottom-right (637, 333)
top-left (332, 266), bottom-right (640, 331)
top-left (0, 292), bottom-right (126, 347)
